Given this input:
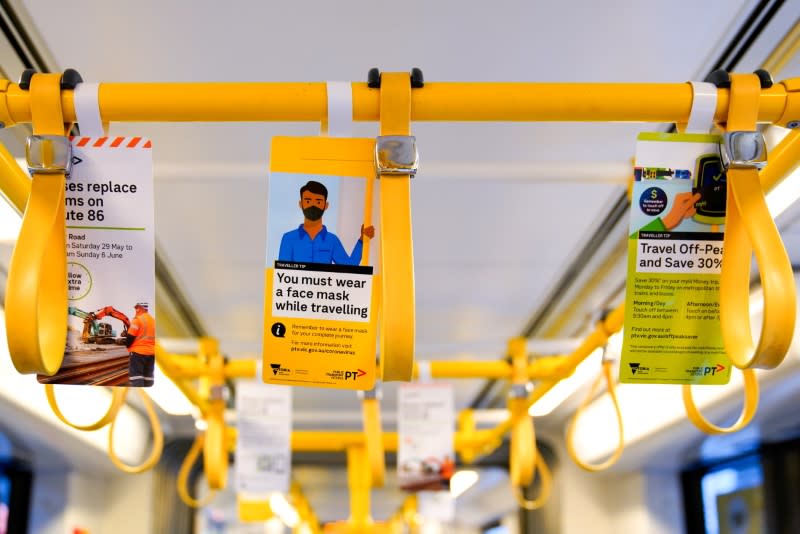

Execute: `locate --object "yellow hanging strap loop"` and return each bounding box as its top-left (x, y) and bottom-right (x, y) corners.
top-left (682, 368), bottom-right (759, 434)
top-left (5, 72), bottom-right (69, 375)
top-left (514, 451), bottom-right (553, 511)
top-left (720, 73), bottom-right (796, 370)
top-left (509, 395), bottom-right (535, 488)
top-left (203, 338), bottom-right (228, 490)
top-left (378, 72), bottom-right (415, 381)
top-left (45, 384), bottom-right (127, 431)
top-left (361, 393), bottom-right (386, 487)
top-left (177, 433), bottom-right (217, 508)
top-left (107, 388), bottom-right (164, 473)
top-left (565, 358), bottom-right (625, 472)
top-left (507, 337), bottom-right (551, 510)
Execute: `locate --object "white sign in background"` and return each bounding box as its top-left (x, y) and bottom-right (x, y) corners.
top-left (397, 383), bottom-right (455, 490)
top-left (235, 382), bottom-right (292, 495)
top-left (63, 137), bottom-right (154, 357)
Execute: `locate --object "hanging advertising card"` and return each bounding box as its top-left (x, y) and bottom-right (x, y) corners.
top-left (263, 137), bottom-right (378, 390)
top-left (235, 382), bottom-right (292, 495)
top-left (397, 383), bottom-right (455, 492)
top-left (620, 133), bottom-right (732, 385)
top-left (38, 136), bottom-right (155, 387)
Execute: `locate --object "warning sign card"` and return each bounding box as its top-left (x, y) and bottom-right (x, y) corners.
top-left (620, 133), bottom-right (732, 385)
top-left (262, 137), bottom-right (378, 390)
top-left (38, 136), bottom-right (155, 387)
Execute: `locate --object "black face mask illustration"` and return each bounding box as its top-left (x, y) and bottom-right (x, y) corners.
top-left (303, 206), bottom-right (325, 221)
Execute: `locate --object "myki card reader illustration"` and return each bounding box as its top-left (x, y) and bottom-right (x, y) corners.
top-left (692, 153), bottom-right (726, 225)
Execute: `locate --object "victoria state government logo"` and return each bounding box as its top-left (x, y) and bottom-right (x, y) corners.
top-left (629, 362), bottom-right (651, 375)
top-left (269, 363), bottom-right (291, 376)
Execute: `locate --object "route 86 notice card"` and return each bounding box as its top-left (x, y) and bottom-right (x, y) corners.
top-left (38, 136), bottom-right (155, 387)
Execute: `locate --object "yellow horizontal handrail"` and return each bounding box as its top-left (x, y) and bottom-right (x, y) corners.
top-left (0, 80), bottom-right (795, 125)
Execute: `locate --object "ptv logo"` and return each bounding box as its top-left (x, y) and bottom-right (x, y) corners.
top-left (345, 369), bottom-right (367, 380)
top-left (703, 363), bottom-right (726, 376)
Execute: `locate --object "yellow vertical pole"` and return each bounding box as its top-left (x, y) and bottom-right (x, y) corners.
top-left (201, 337), bottom-right (228, 489)
top-left (347, 445), bottom-right (373, 532)
top-left (508, 338), bottom-right (534, 488)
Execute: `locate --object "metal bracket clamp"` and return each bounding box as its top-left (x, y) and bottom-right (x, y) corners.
top-left (375, 135), bottom-right (419, 177)
top-left (722, 131), bottom-right (767, 170)
top-left (508, 382), bottom-right (533, 399)
top-left (209, 384), bottom-right (229, 402)
top-left (25, 134), bottom-right (73, 175)
top-left (357, 383), bottom-right (383, 400)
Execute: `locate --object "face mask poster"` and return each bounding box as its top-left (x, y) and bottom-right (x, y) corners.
top-left (262, 165), bottom-right (378, 390)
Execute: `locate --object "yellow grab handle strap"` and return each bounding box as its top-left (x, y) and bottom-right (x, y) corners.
top-left (5, 73), bottom-right (68, 375)
top-left (203, 403), bottom-right (228, 490)
top-left (45, 384), bottom-right (127, 431)
top-left (721, 73), bottom-right (796, 369)
top-left (378, 72), bottom-right (415, 381)
top-left (509, 397), bottom-right (534, 487)
top-left (565, 360), bottom-right (624, 472)
top-left (178, 433), bottom-right (217, 508)
top-left (682, 368), bottom-right (759, 434)
top-left (513, 451), bottom-right (553, 511)
top-left (107, 388), bottom-right (164, 473)
top-left (361, 397), bottom-right (386, 487)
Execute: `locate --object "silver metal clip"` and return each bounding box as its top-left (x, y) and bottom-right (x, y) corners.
top-left (722, 131), bottom-right (767, 170)
top-left (375, 135), bottom-right (418, 177)
top-left (508, 382), bottom-right (533, 399)
top-left (25, 135), bottom-right (72, 175)
top-left (209, 384), bottom-right (229, 402)
top-left (357, 383), bottom-right (383, 400)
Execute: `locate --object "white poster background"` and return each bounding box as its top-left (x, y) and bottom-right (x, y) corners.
top-left (397, 383), bottom-right (455, 491)
top-left (54, 136), bottom-right (155, 385)
top-left (235, 382), bottom-right (292, 494)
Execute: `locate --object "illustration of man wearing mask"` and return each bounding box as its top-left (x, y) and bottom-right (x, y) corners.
top-left (278, 180), bottom-right (374, 265)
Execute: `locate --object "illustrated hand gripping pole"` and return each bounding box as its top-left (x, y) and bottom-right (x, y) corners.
top-left (376, 72), bottom-right (418, 382)
top-left (5, 73), bottom-right (69, 375)
top-left (507, 337), bottom-right (552, 510)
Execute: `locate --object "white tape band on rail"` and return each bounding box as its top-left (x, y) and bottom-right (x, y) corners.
top-left (326, 81), bottom-right (353, 137)
top-left (685, 81), bottom-right (718, 134)
top-left (73, 83), bottom-right (105, 137)
top-left (417, 361), bottom-right (432, 383)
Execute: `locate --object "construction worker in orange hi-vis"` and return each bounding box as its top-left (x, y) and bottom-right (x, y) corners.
top-left (126, 302), bottom-right (156, 387)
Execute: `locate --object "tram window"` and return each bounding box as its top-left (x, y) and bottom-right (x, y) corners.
top-left (0, 474), bottom-right (8, 534)
top-left (699, 455), bottom-right (765, 534)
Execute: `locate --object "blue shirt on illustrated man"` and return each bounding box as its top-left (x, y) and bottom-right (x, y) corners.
top-left (278, 180), bottom-right (375, 265)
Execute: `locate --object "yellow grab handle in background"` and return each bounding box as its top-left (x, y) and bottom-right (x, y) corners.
top-left (203, 404), bottom-right (228, 490)
top-left (178, 433), bottom-right (217, 508)
top-left (361, 396), bottom-right (386, 487)
top-left (513, 451), bottom-right (553, 511)
top-left (378, 72), bottom-right (415, 381)
top-left (45, 384), bottom-right (127, 431)
top-left (509, 396), bottom-right (535, 487)
top-left (682, 368), bottom-right (759, 434)
top-left (5, 73), bottom-right (69, 375)
top-left (565, 359), bottom-right (624, 472)
top-left (107, 388), bottom-right (164, 473)
top-left (721, 73), bottom-right (796, 369)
